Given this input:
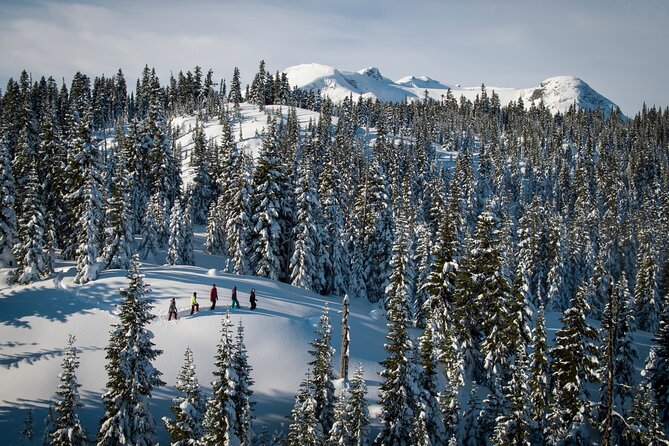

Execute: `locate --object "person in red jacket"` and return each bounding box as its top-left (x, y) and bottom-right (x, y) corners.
top-left (210, 284), bottom-right (218, 310)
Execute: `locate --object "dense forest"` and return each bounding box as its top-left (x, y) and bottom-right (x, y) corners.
top-left (1, 60), bottom-right (668, 445)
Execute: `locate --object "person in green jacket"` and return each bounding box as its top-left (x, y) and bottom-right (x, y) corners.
top-left (190, 292), bottom-right (200, 315)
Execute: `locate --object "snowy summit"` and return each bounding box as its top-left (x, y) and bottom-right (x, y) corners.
top-left (285, 63), bottom-right (621, 116)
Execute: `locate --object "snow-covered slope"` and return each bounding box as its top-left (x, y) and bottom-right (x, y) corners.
top-left (0, 232), bottom-right (388, 444)
top-left (285, 63), bottom-right (621, 115)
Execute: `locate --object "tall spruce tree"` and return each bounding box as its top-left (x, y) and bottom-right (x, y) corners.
top-left (232, 321), bottom-right (255, 445)
top-left (51, 335), bottom-right (87, 446)
top-left (546, 284), bottom-right (599, 444)
top-left (308, 305), bottom-right (336, 435)
top-left (163, 347), bottom-right (206, 446)
top-left (201, 313), bottom-right (240, 445)
top-left (376, 287), bottom-right (415, 445)
top-left (0, 134), bottom-right (17, 268)
top-left (97, 255), bottom-right (164, 446)
top-left (13, 164), bottom-right (48, 284)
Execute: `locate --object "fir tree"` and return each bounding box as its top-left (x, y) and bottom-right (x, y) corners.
top-left (546, 285), bottom-right (600, 444)
top-left (13, 164), bottom-right (48, 284)
top-left (308, 305), bottom-right (336, 435)
top-left (102, 156), bottom-right (134, 270)
top-left (634, 235), bottom-right (661, 333)
top-left (71, 109), bottom-right (104, 284)
top-left (201, 313), bottom-right (240, 446)
top-left (375, 287), bottom-right (414, 445)
top-left (97, 255), bottom-right (164, 446)
top-left (286, 374), bottom-right (322, 446)
top-left (649, 293), bottom-right (669, 433)
top-left (232, 321), bottom-right (255, 445)
top-left (528, 306), bottom-right (550, 445)
top-left (290, 158), bottom-right (322, 291)
top-left (348, 364), bottom-right (371, 446)
top-left (51, 335), bottom-right (87, 446)
top-left (0, 134), bottom-right (17, 268)
top-left (250, 120), bottom-right (284, 280)
top-left (163, 347), bottom-right (206, 446)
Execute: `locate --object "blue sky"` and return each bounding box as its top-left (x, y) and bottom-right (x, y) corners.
top-left (0, 0), bottom-right (667, 114)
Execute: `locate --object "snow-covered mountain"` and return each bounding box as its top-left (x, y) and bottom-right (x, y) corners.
top-left (284, 63), bottom-right (621, 116)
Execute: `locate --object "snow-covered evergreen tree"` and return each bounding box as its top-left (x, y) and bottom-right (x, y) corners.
top-left (102, 156), bottom-right (134, 270)
top-left (232, 321), bottom-right (255, 445)
top-left (286, 374), bottom-right (322, 446)
top-left (307, 305), bottom-right (336, 435)
top-left (201, 313), bottom-right (240, 446)
top-left (51, 335), bottom-right (87, 446)
top-left (0, 134), bottom-right (17, 269)
top-left (347, 364), bottom-right (371, 446)
top-left (648, 293), bottom-right (669, 434)
top-left (13, 164), bottom-right (48, 284)
top-left (376, 286), bottom-right (414, 445)
top-left (166, 198), bottom-right (194, 266)
top-left (97, 255), bottom-right (164, 446)
top-left (72, 109), bottom-right (104, 284)
top-left (250, 119), bottom-right (284, 281)
top-left (140, 193), bottom-right (161, 259)
top-left (546, 284), bottom-right (600, 444)
top-left (634, 234), bottom-right (661, 333)
top-left (528, 305), bottom-right (550, 445)
top-left (290, 158), bottom-right (322, 291)
top-left (162, 347), bottom-right (206, 445)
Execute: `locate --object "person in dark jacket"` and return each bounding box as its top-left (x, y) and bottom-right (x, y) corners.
top-left (168, 297), bottom-right (178, 320)
top-left (231, 286), bottom-right (240, 309)
top-left (249, 288), bottom-right (257, 310)
top-left (210, 284), bottom-right (218, 310)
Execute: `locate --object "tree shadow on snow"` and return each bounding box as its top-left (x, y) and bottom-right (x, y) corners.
top-left (0, 278), bottom-right (119, 329)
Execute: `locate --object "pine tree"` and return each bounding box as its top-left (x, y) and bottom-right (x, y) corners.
top-left (201, 313), bottom-right (240, 446)
top-left (140, 193), bottom-right (161, 259)
top-left (51, 335), bottom-right (87, 446)
top-left (43, 402), bottom-right (56, 446)
top-left (0, 134), bottom-right (17, 268)
top-left (415, 324), bottom-right (447, 444)
top-left (286, 374), bottom-right (322, 446)
top-left (163, 347), bottom-right (206, 446)
top-left (250, 120), bottom-right (284, 280)
top-left (634, 235), bottom-right (661, 332)
top-left (319, 158), bottom-right (349, 296)
top-left (328, 389), bottom-right (351, 446)
top-left (166, 198), bottom-right (194, 266)
top-left (232, 321), bottom-right (255, 445)
top-left (97, 255), bottom-right (164, 446)
top-left (375, 287), bottom-right (414, 445)
top-left (221, 116), bottom-right (252, 275)
top-left (599, 275), bottom-right (638, 445)
top-left (546, 284), bottom-right (599, 444)
top-left (348, 364), bottom-right (371, 446)
top-left (72, 109), bottom-right (104, 284)
top-left (290, 158), bottom-right (322, 291)
top-left (460, 385), bottom-right (485, 446)
top-left (626, 350), bottom-right (668, 444)
top-left (308, 305), bottom-right (336, 435)
top-left (528, 306), bottom-right (549, 445)
top-left (649, 293), bottom-right (669, 433)
top-left (13, 164), bottom-right (48, 284)
top-left (102, 156), bottom-right (134, 270)
top-left (228, 67), bottom-right (243, 107)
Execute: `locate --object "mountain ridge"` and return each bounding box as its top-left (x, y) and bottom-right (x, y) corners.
top-left (284, 63), bottom-right (621, 116)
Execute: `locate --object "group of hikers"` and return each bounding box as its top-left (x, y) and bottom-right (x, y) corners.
top-left (167, 284), bottom-right (258, 320)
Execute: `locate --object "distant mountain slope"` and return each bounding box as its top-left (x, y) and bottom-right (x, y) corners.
top-left (284, 63), bottom-right (621, 116)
